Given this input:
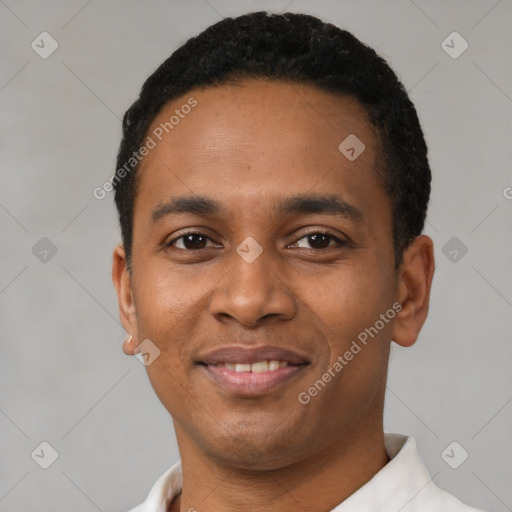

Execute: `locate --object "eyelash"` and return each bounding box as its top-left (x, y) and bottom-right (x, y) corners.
top-left (164, 229), bottom-right (348, 252)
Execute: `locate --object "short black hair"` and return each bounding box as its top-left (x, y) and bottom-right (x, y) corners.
top-left (114, 11), bottom-right (431, 271)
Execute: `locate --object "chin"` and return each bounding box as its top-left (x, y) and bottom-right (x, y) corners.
top-left (212, 446), bottom-right (302, 471)
top-left (200, 427), bottom-right (309, 471)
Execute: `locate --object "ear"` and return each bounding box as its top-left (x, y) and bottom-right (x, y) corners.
top-left (392, 235), bottom-right (435, 347)
top-left (112, 244), bottom-right (138, 355)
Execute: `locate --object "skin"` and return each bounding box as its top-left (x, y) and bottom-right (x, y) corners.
top-left (112, 78), bottom-right (435, 512)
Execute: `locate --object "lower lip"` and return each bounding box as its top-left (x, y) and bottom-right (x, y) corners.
top-left (200, 364), bottom-right (308, 396)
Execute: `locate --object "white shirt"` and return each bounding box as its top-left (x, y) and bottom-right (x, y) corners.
top-left (127, 433), bottom-right (485, 512)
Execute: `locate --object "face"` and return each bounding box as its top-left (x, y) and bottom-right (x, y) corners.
top-left (113, 79), bottom-right (431, 471)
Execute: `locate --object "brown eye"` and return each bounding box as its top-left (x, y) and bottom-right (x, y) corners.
top-left (167, 233), bottom-right (214, 250)
top-left (294, 231), bottom-right (346, 250)
top-left (306, 233), bottom-right (330, 249)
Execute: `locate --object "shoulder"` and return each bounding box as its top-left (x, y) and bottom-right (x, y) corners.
top-left (123, 460), bottom-right (183, 512)
top-left (381, 434), bottom-right (487, 512)
top-left (420, 485), bottom-right (487, 512)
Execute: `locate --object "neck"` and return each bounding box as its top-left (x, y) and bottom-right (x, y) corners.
top-left (171, 421), bottom-right (389, 512)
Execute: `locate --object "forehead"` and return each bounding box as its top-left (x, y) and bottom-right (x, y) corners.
top-left (142, 78), bottom-right (378, 167)
top-left (134, 78), bottom-right (388, 227)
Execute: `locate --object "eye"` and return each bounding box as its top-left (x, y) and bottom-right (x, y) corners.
top-left (292, 231), bottom-right (347, 250)
top-left (164, 230), bottom-right (348, 252)
top-left (165, 232), bottom-right (218, 250)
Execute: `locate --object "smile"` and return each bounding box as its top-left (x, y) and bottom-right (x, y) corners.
top-left (213, 360), bottom-right (290, 372)
top-left (196, 344), bottom-right (310, 395)
top-left (200, 361), bottom-right (309, 396)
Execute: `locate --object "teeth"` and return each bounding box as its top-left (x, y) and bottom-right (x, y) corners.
top-left (216, 360), bottom-right (290, 372)
top-left (268, 360), bottom-right (280, 371)
top-left (251, 361), bottom-right (269, 373)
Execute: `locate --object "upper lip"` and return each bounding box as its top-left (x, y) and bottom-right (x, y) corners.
top-left (198, 345), bottom-right (310, 365)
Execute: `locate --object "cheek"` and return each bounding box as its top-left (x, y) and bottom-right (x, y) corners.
top-left (133, 264), bottom-right (198, 334)
top-left (298, 268), bottom-right (393, 426)
top-left (130, 265), bottom-right (210, 400)
top-left (307, 262), bottom-right (395, 363)
top-left (130, 272), bottom-right (189, 396)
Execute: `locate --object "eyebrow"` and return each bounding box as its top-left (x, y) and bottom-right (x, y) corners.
top-left (151, 194), bottom-right (364, 224)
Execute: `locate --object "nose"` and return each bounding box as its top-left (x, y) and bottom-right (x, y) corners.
top-left (208, 246), bottom-right (296, 327)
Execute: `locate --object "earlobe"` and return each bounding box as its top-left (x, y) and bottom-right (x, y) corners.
top-left (112, 244), bottom-right (138, 347)
top-left (392, 235), bottom-right (435, 348)
top-left (122, 334), bottom-right (138, 355)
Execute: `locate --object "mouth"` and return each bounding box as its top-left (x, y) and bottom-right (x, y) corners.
top-left (197, 345), bottom-right (310, 396)
top-left (207, 360), bottom-right (292, 372)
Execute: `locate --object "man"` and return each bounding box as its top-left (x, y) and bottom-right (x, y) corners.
top-left (112, 11), bottom-right (485, 512)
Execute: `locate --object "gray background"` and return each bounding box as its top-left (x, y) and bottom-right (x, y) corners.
top-left (1, 0), bottom-right (511, 510)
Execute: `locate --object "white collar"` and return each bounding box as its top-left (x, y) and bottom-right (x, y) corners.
top-left (130, 433), bottom-right (484, 512)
